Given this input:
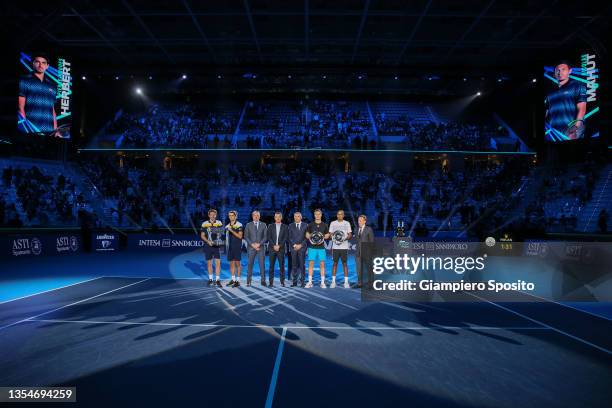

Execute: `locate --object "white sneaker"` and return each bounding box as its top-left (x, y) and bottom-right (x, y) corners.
top-left (320, 282), bottom-right (327, 289)
top-left (305, 281), bottom-right (313, 288)
top-left (330, 281), bottom-right (336, 288)
top-left (343, 281), bottom-right (350, 288)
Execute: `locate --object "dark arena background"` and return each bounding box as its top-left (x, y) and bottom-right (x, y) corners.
top-left (0, 1), bottom-right (611, 407)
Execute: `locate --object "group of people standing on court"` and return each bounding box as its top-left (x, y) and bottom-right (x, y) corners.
top-left (200, 208), bottom-right (374, 289)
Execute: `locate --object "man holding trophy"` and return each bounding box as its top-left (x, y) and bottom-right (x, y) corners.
top-left (305, 209), bottom-right (330, 288)
top-left (329, 209), bottom-right (352, 288)
top-left (200, 209), bottom-right (224, 287)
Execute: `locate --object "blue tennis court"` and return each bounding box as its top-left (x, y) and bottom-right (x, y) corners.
top-left (1, 263), bottom-right (610, 407)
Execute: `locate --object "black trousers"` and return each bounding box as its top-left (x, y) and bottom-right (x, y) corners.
top-left (356, 255), bottom-right (373, 286)
top-left (290, 248), bottom-right (306, 285)
top-left (268, 250), bottom-right (286, 284)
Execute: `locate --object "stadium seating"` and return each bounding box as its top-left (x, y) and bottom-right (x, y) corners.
top-left (97, 100), bottom-right (503, 152)
top-left (0, 158), bottom-right (94, 227)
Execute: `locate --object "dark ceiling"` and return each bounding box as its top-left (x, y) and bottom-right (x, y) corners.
top-left (3, 0), bottom-right (610, 73)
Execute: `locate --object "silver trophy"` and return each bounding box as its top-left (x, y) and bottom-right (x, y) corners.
top-left (332, 230), bottom-right (346, 246)
top-left (395, 221), bottom-right (405, 237)
top-left (309, 231), bottom-right (325, 246)
top-left (208, 226), bottom-right (225, 246)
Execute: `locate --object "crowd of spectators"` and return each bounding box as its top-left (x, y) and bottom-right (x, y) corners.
top-left (375, 118), bottom-right (493, 150)
top-left (76, 157), bottom-right (399, 229)
top-left (523, 163), bottom-right (598, 232)
top-left (0, 157), bottom-right (522, 233)
top-left (407, 123), bottom-right (492, 150)
top-left (0, 195), bottom-right (22, 227)
top-left (7, 152), bottom-right (600, 239)
top-left (241, 100), bottom-right (374, 149)
top-left (99, 100), bottom-right (502, 151)
top-left (0, 164), bottom-right (89, 227)
top-left (388, 158), bottom-right (529, 235)
top-left (110, 104), bottom-right (237, 148)
top-left (305, 100), bottom-right (372, 148)
top-left (58, 158), bottom-right (612, 237)
top-left (4, 155), bottom-right (608, 236)
top-left (72, 156), bottom-right (535, 237)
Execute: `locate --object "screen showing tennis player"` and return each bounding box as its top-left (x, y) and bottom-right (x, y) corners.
top-left (17, 51), bottom-right (72, 138)
top-left (544, 53), bottom-right (599, 142)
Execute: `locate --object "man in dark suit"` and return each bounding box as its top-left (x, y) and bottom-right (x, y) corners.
top-left (355, 214), bottom-right (374, 288)
top-left (266, 211), bottom-right (288, 287)
top-left (244, 210), bottom-right (267, 286)
top-left (287, 211), bottom-right (307, 287)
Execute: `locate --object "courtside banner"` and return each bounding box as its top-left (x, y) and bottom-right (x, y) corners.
top-left (410, 236), bottom-right (471, 242)
top-left (92, 232), bottom-right (118, 252)
top-left (360, 241), bottom-right (612, 302)
top-left (0, 233), bottom-right (81, 258)
top-left (128, 233), bottom-right (205, 252)
top-left (128, 233), bottom-right (357, 252)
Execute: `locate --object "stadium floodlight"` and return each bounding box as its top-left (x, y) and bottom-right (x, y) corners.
top-left (82, 76), bottom-right (86, 80)
top-left (463, 78), bottom-right (468, 82)
top-left (532, 78), bottom-right (537, 83)
top-left (394, 76), bottom-right (398, 80)
top-left (476, 91), bottom-right (482, 96)
top-left (148, 76), bottom-right (153, 80)
top-left (115, 76), bottom-right (120, 80)
top-left (182, 74), bottom-right (187, 79)
top-left (135, 87), bottom-right (142, 95)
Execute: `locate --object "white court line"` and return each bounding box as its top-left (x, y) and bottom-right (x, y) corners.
top-left (27, 318), bottom-right (548, 331)
top-left (517, 291), bottom-right (612, 322)
top-left (100, 276), bottom-right (612, 320)
top-left (104, 275), bottom-right (205, 281)
top-left (265, 327), bottom-right (287, 408)
top-left (0, 277), bottom-right (104, 305)
top-left (468, 293), bottom-right (612, 356)
top-left (0, 278), bottom-right (150, 333)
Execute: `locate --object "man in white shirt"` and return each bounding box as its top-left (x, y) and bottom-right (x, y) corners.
top-left (329, 210), bottom-right (352, 288)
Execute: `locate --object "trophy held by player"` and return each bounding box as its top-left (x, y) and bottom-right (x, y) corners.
top-left (395, 221), bottom-right (405, 237)
top-left (332, 230), bottom-right (346, 246)
top-left (309, 231), bottom-right (325, 246)
top-left (207, 223), bottom-right (225, 247)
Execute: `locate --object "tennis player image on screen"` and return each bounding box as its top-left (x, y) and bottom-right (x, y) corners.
top-left (17, 52), bottom-right (72, 138)
top-left (544, 60), bottom-right (587, 141)
top-left (544, 52), bottom-right (600, 142)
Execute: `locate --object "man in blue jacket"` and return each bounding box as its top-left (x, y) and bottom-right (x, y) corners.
top-left (287, 212), bottom-right (307, 287)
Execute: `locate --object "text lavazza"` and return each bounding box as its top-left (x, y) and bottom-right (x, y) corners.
top-left (373, 279), bottom-right (536, 293)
